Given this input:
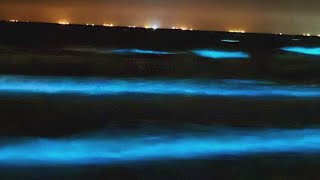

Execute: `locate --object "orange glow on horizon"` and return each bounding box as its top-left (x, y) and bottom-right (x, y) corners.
top-left (229, 29), bottom-right (246, 33)
top-left (103, 23), bottom-right (114, 27)
top-left (57, 20), bottom-right (69, 25)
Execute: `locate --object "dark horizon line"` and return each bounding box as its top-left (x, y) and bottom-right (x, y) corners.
top-left (1, 19), bottom-right (319, 38)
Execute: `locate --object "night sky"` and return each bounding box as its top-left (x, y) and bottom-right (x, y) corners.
top-left (0, 0), bottom-right (319, 34)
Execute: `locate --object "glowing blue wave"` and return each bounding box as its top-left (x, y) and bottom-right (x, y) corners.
top-left (221, 39), bottom-right (240, 43)
top-left (192, 49), bottom-right (250, 59)
top-left (1, 128), bottom-right (320, 165)
top-left (112, 49), bottom-right (173, 55)
top-left (281, 47), bottom-right (320, 56)
top-left (66, 48), bottom-right (174, 55)
top-left (0, 75), bottom-right (320, 98)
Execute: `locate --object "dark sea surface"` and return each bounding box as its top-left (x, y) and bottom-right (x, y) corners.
top-left (0, 21), bottom-right (320, 179)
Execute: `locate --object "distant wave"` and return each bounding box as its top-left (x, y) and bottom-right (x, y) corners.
top-left (221, 39), bottom-right (240, 43)
top-left (192, 49), bottom-right (250, 59)
top-left (112, 49), bottom-right (174, 55)
top-left (281, 47), bottom-right (320, 56)
top-left (66, 48), bottom-right (175, 55)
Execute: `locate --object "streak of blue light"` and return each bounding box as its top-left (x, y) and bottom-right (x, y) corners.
top-left (221, 39), bottom-right (240, 43)
top-left (112, 49), bottom-right (173, 55)
top-left (281, 47), bottom-right (320, 56)
top-left (1, 128), bottom-right (320, 165)
top-left (0, 75), bottom-right (319, 98)
top-left (192, 49), bottom-right (250, 59)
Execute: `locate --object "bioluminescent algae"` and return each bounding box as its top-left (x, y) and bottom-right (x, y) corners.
top-left (221, 39), bottom-right (240, 43)
top-left (0, 75), bottom-right (319, 98)
top-left (1, 128), bottom-right (320, 165)
top-left (112, 49), bottom-right (174, 55)
top-left (66, 48), bottom-right (174, 55)
top-left (192, 49), bottom-right (250, 59)
top-left (281, 47), bottom-right (320, 56)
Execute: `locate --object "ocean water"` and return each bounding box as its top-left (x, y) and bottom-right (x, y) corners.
top-left (1, 126), bottom-right (320, 166)
top-left (0, 75), bottom-right (319, 98)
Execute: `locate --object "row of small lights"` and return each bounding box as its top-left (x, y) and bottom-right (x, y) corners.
top-left (59, 20), bottom-right (193, 31)
top-left (278, 32), bottom-right (320, 37)
top-left (301, 33), bottom-right (320, 37)
top-left (9, 19), bottom-right (19, 23)
top-left (228, 29), bottom-right (246, 33)
top-left (171, 26), bottom-right (193, 31)
top-left (229, 29), bottom-right (320, 37)
top-left (7, 19), bottom-right (320, 36)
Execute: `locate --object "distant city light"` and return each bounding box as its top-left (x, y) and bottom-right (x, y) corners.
top-left (57, 21), bottom-right (69, 25)
top-left (128, 26), bottom-right (136, 28)
top-left (152, 25), bottom-right (158, 30)
top-left (181, 27), bottom-right (188, 31)
top-left (278, 33), bottom-right (283, 35)
top-left (103, 23), bottom-right (114, 27)
top-left (144, 24), bottom-right (159, 30)
top-left (171, 26), bottom-right (192, 31)
top-left (9, 19), bottom-right (19, 23)
top-left (303, 33), bottom-right (311, 37)
top-left (318, 34), bottom-right (320, 37)
top-left (229, 29), bottom-right (246, 33)
top-left (86, 23), bottom-right (95, 26)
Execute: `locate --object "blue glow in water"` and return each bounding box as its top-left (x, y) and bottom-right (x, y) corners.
top-left (281, 47), bottom-right (320, 56)
top-left (192, 49), bottom-right (250, 59)
top-left (66, 48), bottom-right (176, 55)
top-left (221, 39), bottom-right (240, 43)
top-left (1, 128), bottom-right (320, 165)
top-left (112, 49), bottom-right (173, 55)
top-left (0, 75), bottom-right (320, 98)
